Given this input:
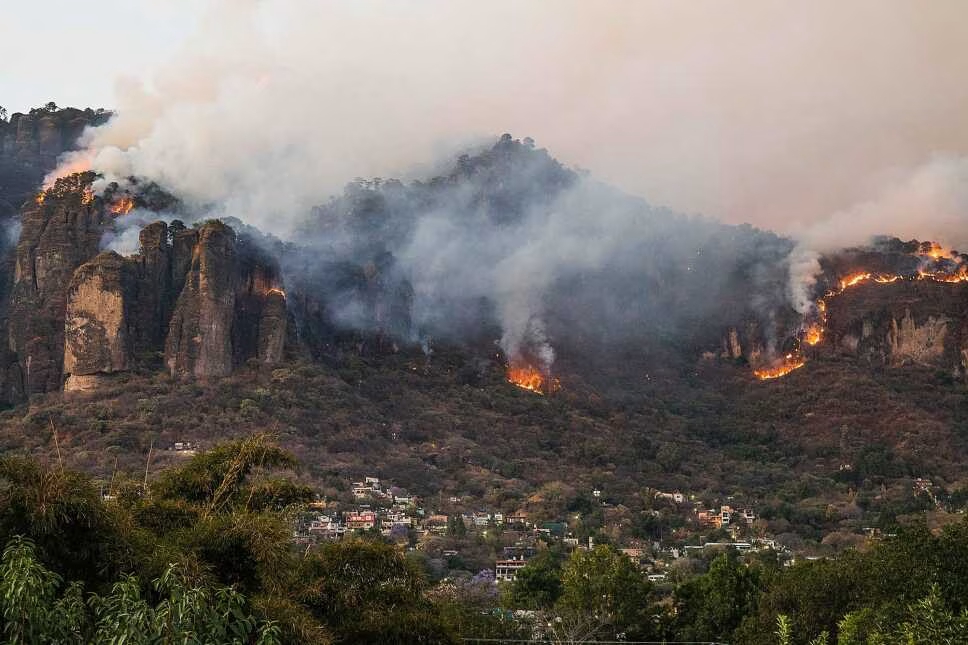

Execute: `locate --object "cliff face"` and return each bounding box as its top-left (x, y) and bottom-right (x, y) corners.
top-left (0, 108), bottom-right (109, 219)
top-left (0, 174), bottom-right (290, 401)
top-left (63, 252), bottom-right (132, 392)
top-left (164, 222), bottom-right (237, 379)
top-left (8, 173), bottom-right (108, 394)
top-left (817, 280), bottom-right (968, 374)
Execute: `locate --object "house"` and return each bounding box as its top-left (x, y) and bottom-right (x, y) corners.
top-left (655, 490), bottom-right (685, 505)
top-left (346, 511), bottom-right (378, 531)
top-left (697, 510), bottom-right (717, 527)
top-left (425, 514), bottom-right (450, 536)
top-left (352, 476), bottom-right (387, 500)
top-left (506, 512), bottom-right (529, 527)
top-left (473, 512), bottom-right (492, 527)
top-left (495, 559), bottom-right (529, 582)
top-left (647, 574), bottom-right (667, 583)
top-left (308, 515), bottom-right (344, 540)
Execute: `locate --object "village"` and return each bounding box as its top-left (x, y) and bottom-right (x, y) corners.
top-left (292, 474), bottom-right (800, 584)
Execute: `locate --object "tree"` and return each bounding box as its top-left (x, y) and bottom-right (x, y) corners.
top-left (542, 545), bottom-right (655, 643)
top-left (503, 549), bottom-right (564, 610)
top-left (0, 455), bottom-right (129, 587)
top-left (673, 550), bottom-right (761, 642)
top-left (0, 537), bottom-right (280, 645)
top-left (0, 106), bottom-right (7, 121)
top-left (300, 539), bottom-right (456, 644)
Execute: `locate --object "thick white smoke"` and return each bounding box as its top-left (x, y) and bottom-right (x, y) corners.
top-left (787, 155), bottom-right (968, 313)
top-left (52, 0), bottom-right (968, 240)
top-left (44, 0), bottom-right (968, 359)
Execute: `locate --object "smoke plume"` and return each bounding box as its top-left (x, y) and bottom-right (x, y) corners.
top-left (42, 0), bottom-right (968, 363)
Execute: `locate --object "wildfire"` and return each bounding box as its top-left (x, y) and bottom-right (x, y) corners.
top-left (507, 361), bottom-right (559, 394)
top-left (925, 242), bottom-right (947, 259)
top-left (803, 324), bottom-right (822, 346)
top-left (758, 242), bottom-right (968, 381)
top-left (35, 191), bottom-right (45, 205)
top-left (42, 153), bottom-right (93, 190)
top-left (754, 354), bottom-right (806, 380)
top-left (81, 188), bottom-right (94, 205)
top-left (267, 287), bottom-right (286, 298)
top-left (839, 272), bottom-right (871, 289)
top-left (109, 197), bottom-right (135, 215)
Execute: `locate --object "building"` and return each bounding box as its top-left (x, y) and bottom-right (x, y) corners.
top-left (495, 559), bottom-right (529, 582)
top-left (346, 511), bottom-right (378, 531)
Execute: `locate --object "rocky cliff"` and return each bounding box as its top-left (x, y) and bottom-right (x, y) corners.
top-left (7, 173), bottom-right (109, 394)
top-left (0, 107), bottom-right (109, 220)
top-left (0, 173), bottom-right (290, 401)
top-left (818, 280), bottom-right (968, 374)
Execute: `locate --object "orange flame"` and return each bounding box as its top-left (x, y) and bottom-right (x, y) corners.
top-left (925, 242), bottom-right (947, 259)
top-left (34, 192), bottom-right (45, 205)
top-left (763, 242), bottom-right (968, 381)
top-left (507, 361), bottom-right (559, 394)
top-left (267, 287), bottom-right (286, 298)
top-left (803, 324), bottom-right (822, 346)
top-left (839, 272), bottom-right (871, 290)
top-left (81, 188), bottom-right (94, 205)
top-left (42, 154), bottom-right (93, 189)
top-left (754, 354), bottom-right (806, 380)
top-left (109, 197), bottom-right (135, 215)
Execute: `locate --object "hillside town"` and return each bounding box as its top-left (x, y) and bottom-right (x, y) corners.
top-left (292, 475), bottom-right (802, 583)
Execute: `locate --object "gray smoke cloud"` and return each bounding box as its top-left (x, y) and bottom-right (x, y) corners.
top-left (44, 0), bottom-right (968, 362)
top-left (52, 1), bottom-right (968, 238)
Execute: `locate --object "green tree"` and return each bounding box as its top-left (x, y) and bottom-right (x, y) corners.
top-left (0, 536), bottom-right (280, 645)
top-left (300, 539), bottom-right (456, 644)
top-left (545, 545), bottom-right (654, 642)
top-left (503, 549), bottom-right (564, 610)
top-left (673, 550), bottom-right (761, 642)
top-left (0, 455), bottom-right (128, 588)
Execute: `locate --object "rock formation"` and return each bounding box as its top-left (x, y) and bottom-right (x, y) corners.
top-left (164, 221), bottom-right (237, 379)
top-left (63, 252), bottom-right (131, 392)
top-left (0, 173), bottom-right (291, 402)
top-left (7, 173), bottom-right (108, 394)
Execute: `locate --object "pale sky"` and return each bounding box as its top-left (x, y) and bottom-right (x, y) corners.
top-left (5, 0), bottom-right (968, 242)
top-left (0, 0), bottom-right (205, 113)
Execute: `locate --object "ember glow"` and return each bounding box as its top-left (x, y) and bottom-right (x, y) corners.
top-left (758, 241), bottom-right (968, 381)
top-left (109, 197), bottom-right (135, 215)
top-left (267, 287), bottom-right (286, 298)
top-left (803, 324), bottom-right (822, 346)
top-left (43, 155), bottom-right (93, 190)
top-left (81, 188), bottom-right (94, 205)
top-left (506, 361), bottom-right (559, 394)
top-left (34, 192), bottom-right (45, 205)
top-left (754, 354), bottom-right (806, 380)
top-left (839, 272), bottom-right (871, 289)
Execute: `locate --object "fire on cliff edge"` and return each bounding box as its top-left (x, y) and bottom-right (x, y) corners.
top-left (754, 242), bottom-right (968, 381)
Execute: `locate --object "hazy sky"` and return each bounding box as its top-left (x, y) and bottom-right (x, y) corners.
top-left (6, 1), bottom-right (968, 241)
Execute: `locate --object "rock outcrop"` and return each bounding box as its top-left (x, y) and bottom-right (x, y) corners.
top-left (63, 252), bottom-right (131, 392)
top-left (0, 174), bottom-right (291, 402)
top-left (821, 280), bottom-right (968, 373)
top-left (7, 173), bottom-right (108, 394)
top-left (0, 107), bottom-right (109, 219)
top-left (164, 222), bottom-right (237, 379)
